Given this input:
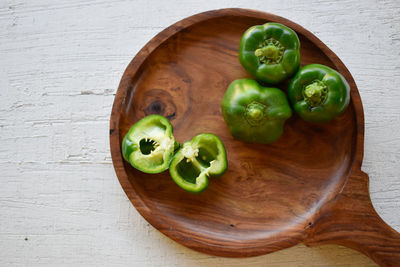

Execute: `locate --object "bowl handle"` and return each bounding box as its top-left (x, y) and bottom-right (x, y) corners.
top-left (305, 171), bottom-right (400, 266)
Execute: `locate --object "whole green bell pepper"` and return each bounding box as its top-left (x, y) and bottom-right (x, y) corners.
top-left (288, 64), bottom-right (350, 123)
top-left (122, 115), bottom-right (177, 174)
top-left (221, 79), bottom-right (292, 144)
top-left (239, 22), bottom-right (301, 84)
top-left (169, 133), bottom-right (227, 193)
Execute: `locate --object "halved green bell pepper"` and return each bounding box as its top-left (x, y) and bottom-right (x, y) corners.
top-left (239, 22), bottom-right (301, 84)
top-left (169, 133), bottom-right (227, 193)
top-left (288, 64), bottom-right (350, 123)
top-left (221, 79), bottom-right (292, 144)
top-left (122, 115), bottom-right (177, 174)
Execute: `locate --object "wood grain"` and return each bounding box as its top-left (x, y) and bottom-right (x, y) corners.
top-left (110, 8), bottom-right (400, 265)
top-left (306, 171), bottom-right (400, 266)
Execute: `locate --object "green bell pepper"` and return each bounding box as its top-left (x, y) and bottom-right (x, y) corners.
top-left (239, 22), bottom-right (301, 84)
top-left (169, 133), bottom-right (227, 193)
top-left (122, 114), bottom-right (177, 174)
top-left (288, 64), bottom-right (350, 123)
top-left (221, 79), bottom-right (292, 144)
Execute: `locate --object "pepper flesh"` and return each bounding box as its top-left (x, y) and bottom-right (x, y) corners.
top-left (169, 133), bottom-right (227, 193)
top-left (122, 115), bottom-right (176, 174)
top-left (288, 64), bottom-right (350, 123)
top-left (239, 22), bottom-right (301, 84)
top-left (221, 79), bottom-right (292, 144)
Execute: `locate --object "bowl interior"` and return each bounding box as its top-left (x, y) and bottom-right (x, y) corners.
top-left (116, 15), bottom-right (356, 244)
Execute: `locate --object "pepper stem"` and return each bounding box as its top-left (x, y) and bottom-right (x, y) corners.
top-left (248, 105), bottom-right (263, 120)
top-left (254, 38), bottom-right (285, 64)
top-left (245, 102), bottom-right (266, 126)
top-left (255, 45), bottom-right (279, 60)
top-left (303, 80), bottom-right (328, 107)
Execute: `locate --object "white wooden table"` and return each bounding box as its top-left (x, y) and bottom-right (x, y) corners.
top-left (1, 0), bottom-right (399, 266)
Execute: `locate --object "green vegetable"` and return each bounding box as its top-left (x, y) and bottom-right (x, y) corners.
top-left (288, 64), bottom-right (350, 123)
top-left (239, 22), bottom-right (301, 84)
top-left (122, 115), bottom-right (177, 173)
top-left (221, 79), bottom-right (292, 144)
top-left (169, 133), bottom-right (227, 193)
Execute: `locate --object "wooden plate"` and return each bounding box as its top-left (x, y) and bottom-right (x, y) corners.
top-left (110, 8), bottom-right (400, 266)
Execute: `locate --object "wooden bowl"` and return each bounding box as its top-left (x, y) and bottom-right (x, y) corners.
top-left (110, 8), bottom-right (400, 266)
